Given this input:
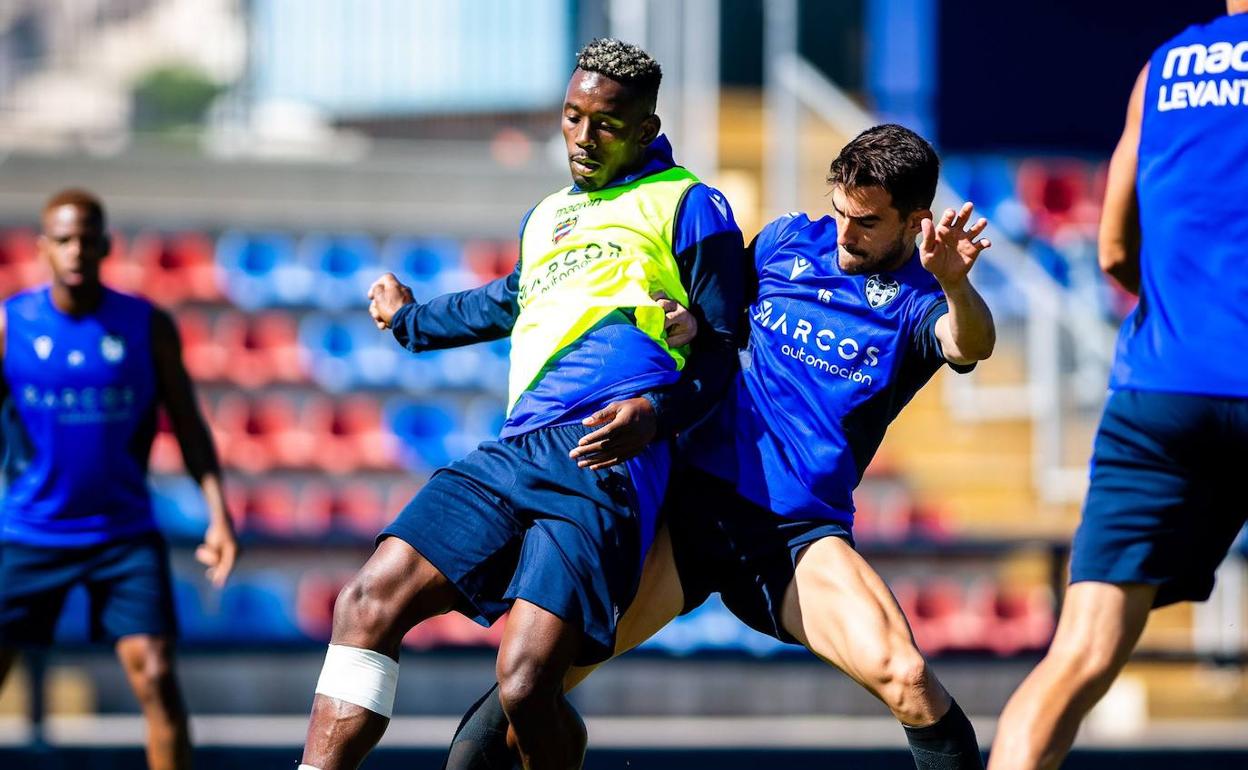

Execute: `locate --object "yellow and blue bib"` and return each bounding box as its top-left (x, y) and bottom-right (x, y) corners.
top-left (502, 165), bottom-right (699, 436)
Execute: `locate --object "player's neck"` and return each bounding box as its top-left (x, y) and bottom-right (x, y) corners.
top-left (50, 282), bottom-right (104, 317)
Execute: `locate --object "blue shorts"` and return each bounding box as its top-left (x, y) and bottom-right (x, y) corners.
top-left (0, 532), bottom-right (177, 645)
top-left (669, 465), bottom-right (852, 644)
top-left (1071, 389), bottom-right (1248, 608)
top-left (380, 423), bottom-right (669, 665)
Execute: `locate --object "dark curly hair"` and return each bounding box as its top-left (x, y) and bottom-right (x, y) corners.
top-left (828, 124), bottom-right (939, 215)
top-left (575, 38), bottom-right (662, 111)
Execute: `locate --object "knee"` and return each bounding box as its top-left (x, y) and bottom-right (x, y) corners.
top-left (127, 652), bottom-right (184, 717)
top-left (332, 572), bottom-right (402, 646)
top-left (496, 651), bottom-right (563, 724)
top-left (868, 646), bottom-right (941, 725)
top-left (1045, 637), bottom-right (1120, 694)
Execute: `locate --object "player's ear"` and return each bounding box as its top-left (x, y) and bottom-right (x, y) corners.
top-left (639, 113), bottom-right (661, 146)
top-left (907, 208), bottom-right (932, 239)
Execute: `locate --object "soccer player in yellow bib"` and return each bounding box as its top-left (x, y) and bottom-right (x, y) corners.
top-left (298, 39), bottom-right (744, 770)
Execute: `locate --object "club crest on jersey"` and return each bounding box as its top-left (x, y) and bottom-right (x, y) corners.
top-left (552, 216), bottom-right (578, 244)
top-left (101, 335), bottom-right (125, 363)
top-left (790, 256), bottom-right (812, 280)
top-left (865, 274), bottom-right (900, 308)
top-left (33, 335), bottom-right (53, 360)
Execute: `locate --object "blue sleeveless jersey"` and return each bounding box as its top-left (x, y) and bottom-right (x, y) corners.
top-left (1111, 14), bottom-right (1248, 397)
top-left (680, 214), bottom-right (970, 525)
top-left (2, 287), bottom-right (159, 546)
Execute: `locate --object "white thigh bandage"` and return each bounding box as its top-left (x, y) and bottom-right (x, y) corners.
top-left (314, 644), bottom-right (399, 718)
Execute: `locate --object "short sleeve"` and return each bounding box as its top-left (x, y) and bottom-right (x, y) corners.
top-left (911, 297), bottom-right (976, 374)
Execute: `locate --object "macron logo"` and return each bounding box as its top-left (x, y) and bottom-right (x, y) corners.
top-left (710, 192), bottom-right (728, 220)
top-left (790, 257), bottom-right (811, 281)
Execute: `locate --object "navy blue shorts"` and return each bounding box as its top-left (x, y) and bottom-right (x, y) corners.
top-left (668, 464), bottom-right (852, 644)
top-left (0, 532), bottom-right (178, 645)
top-left (1071, 389), bottom-right (1248, 608)
top-left (380, 423), bottom-right (669, 666)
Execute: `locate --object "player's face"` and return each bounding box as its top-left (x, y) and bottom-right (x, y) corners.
top-left (562, 69), bottom-right (660, 191)
top-left (39, 204), bottom-right (109, 290)
top-left (830, 185), bottom-right (921, 275)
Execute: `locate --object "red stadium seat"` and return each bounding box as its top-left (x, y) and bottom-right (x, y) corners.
top-left (909, 579), bottom-right (981, 655)
top-left (402, 611), bottom-right (506, 651)
top-left (229, 480), bottom-right (299, 536)
top-left (1015, 160), bottom-right (1101, 239)
top-left (216, 311), bottom-right (303, 388)
top-left (968, 581), bottom-right (1055, 656)
top-left (177, 308), bottom-right (226, 381)
top-left (0, 228), bottom-right (42, 297)
top-left (294, 571), bottom-right (348, 640)
top-left (132, 231), bottom-right (221, 305)
top-left (462, 239), bottom-right (518, 283)
top-left (329, 481), bottom-right (386, 537)
top-left (213, 393), bottom-right (302, 473)
top-left (302, 396), bottom-right (394, 473)
top-left (100, 232), bottom-right (143, 293)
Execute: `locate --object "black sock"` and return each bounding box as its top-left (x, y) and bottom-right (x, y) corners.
top-left (902, 699), bottom-right (985, 770)
top-left (443, 682), bottom-right (520, 770)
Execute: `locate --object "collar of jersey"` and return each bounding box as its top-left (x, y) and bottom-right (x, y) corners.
top-left (568, 134), bottom-right (677, 194)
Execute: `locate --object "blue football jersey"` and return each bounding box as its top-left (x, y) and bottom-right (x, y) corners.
top-left (1112, 13), bottom-right (1248, 397)
top-left (680, 213), bottom-right (972, 525)
top-left (2, 287), bottom-right (159, 546)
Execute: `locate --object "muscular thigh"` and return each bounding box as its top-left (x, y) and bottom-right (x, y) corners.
top-left (780, 536), bottom-right (918, 686)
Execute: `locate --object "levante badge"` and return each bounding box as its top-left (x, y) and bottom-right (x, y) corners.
top-left (552, 216), bottom-right (578, 244)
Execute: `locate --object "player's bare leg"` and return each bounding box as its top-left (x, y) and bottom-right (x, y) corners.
top-left (988, 582), bottom-right (1155, 770)
top-left (445, 525), bottom-right (685, 770)
top-left (781, 536), bottom-right (982, 768)
top-left (495, 600), bottom-right (585, 769)
top-left (302, 537), bottom-right (461, 770)
top-left (115, 635), bottom-right (192, 770)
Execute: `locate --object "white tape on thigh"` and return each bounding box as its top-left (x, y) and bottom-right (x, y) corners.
top-left (298, 765), bottom-right (323, 770)
top-left (314, 644), bottom-right (399, 718)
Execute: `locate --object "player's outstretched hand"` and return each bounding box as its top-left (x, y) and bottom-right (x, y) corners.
top-left (368, 272), bottom-right (415, 330)
top-left (570, 396), bottom-right (658, 471)
top-left (654, 292), bottom-right (697, 348)
top-left (196, 520), bottom-right (239, 588)
top-left (919, 201), bottom-right (991, 286)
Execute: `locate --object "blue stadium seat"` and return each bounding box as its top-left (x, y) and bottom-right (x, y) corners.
top-left (215, 231), bottom-right (304, 309)
top-left (172, 576), bottom-right (220, 641)
top-left (298, 313), bottom-right (399, 392)
top-left (300, 233), bottom-right (380, 311)
top-left (381, 236), bottom-right (464, 295)
top-left (150, 477), bottom-right (210, 539)
top-left (384, 397), bottom-right (457, 471)
top-left (217, 572), bottom-right (303, 642)
top-left (639, 596), bottom-right (786, 657)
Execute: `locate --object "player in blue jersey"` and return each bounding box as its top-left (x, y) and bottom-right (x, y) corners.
top-left (989, 4), bottom-right (1248, 769)
top-left (443, 124), bottom-right (996, 770)
top-left (298, 39), bottom-right (743, 770)
top-left (0, 189), bottom-right (238, 770)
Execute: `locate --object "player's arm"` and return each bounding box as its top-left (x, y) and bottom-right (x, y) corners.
top-left (1098, 64), bottom-right (1148, 296)
top-left (368, 261), bottom-right (521, 352)
top-left (924, 202), bottom-right (996, 365)
top-left (571, 187), bottom-right (746, 470)
top-left (151, 307), bottom-right (238, 587)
